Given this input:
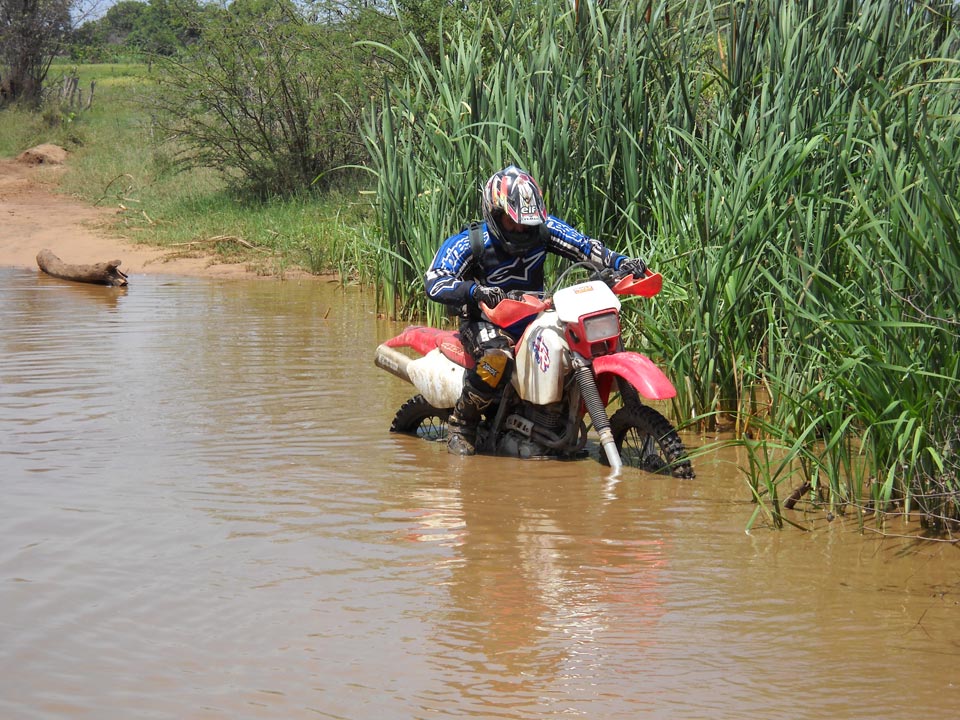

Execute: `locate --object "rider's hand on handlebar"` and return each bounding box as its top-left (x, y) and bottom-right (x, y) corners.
top-left (473, 285), bottom-right (505, 308)
top-left (619, 258), bottom-right (648, 278)
top-left (597, 267), bottom-right (619, 285)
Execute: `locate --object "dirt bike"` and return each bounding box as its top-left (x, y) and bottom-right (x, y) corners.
top-left (374, 263), bottom-right (694, 477)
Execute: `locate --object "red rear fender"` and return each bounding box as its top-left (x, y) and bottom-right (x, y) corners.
top-left (384, 326), bottom-right (472, 368)
top-left (592, 352), bottom-right (677, 400)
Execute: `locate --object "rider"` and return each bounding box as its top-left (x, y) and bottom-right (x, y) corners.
top-left (424, 165), bottom-right (648, 455)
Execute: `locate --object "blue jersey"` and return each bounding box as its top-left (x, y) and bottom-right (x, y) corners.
top-left (424, 216), bottom-right (627, 308)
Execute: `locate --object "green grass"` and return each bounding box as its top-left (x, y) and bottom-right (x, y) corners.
top-left (0, 106), bottom-right (51, 156)
top-left (1, 61), bottom-right (376, 281)
top-left (108, 184), bottom-right (377, 279)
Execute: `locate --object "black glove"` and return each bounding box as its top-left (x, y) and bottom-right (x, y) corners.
top-left (473, 284), bottom-right (505, 308)
top-left (597, 267), bottom-right (619, 285)
top-left (619, 258), bottom-right (647, 277)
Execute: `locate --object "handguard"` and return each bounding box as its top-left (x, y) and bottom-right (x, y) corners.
top-left (480, 294), bottom-right (549, 329)
top-left (611, 270), bottom-right (663, 298)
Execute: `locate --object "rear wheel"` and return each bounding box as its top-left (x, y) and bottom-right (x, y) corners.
top-left (604, 404), bottom-right (694, 478)
top-left (390, 394), bottom-right (451, 442)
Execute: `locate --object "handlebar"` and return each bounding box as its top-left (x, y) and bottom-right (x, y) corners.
top-left (480, 266), bottom-right (663, 326)
top-left (556, 261), bottom-right (663, 298)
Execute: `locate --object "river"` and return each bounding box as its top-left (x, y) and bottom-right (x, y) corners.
top-left (1, 268), bottom-right (957, 719)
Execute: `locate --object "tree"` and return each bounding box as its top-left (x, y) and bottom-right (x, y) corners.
top-left (69, 0), bottom-right (205, 62)
top-left (151, 0), bottom-right (394, 196)
top-left (124, 0), bottom-right (201, 56)
top-left (0, 0), bottom-right (72, 106)
top-left (100, 0), bottom-right (147, 44)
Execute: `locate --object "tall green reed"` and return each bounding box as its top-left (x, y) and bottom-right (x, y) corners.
top-left (362, 2), bottom-right (695, 323)
top-left (364, 0), bottom-right (960, 530)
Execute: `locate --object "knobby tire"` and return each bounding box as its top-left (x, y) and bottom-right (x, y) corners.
top-left (605, 403), bottom-right (695, 478)
top-left (390, 395), bottom-right (450, 442)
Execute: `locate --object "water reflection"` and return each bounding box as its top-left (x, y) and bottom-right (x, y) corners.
top-left (378, 459), bottom-right (671, 716)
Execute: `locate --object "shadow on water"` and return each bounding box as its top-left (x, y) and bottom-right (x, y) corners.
top-left (1, 268), bottom-right (958, 719)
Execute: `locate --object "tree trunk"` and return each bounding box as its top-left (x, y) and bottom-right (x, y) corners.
top-left (36, 249), bottom-right (129, 287)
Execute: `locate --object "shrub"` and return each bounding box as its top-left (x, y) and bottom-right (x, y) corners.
top-left (149, 0), bottom-right (384, 197)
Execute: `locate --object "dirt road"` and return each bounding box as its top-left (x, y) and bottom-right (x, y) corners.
top-left (0, 146), bottom-right (276, 280)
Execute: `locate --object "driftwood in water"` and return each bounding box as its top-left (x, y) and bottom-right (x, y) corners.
top-left (36, 249), bottom-right (128, 287)
top-left (783, 482), bottom-right (813, 510)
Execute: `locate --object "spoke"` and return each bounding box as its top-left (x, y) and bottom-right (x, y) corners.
top-left (620, 428), bottom-right (670, 474)
top-left (418, 418), bottom-right (447, 441)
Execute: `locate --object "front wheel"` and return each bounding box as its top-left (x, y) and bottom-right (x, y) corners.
top-left (390, 394), bottom-right (450, 442)
top-left (603, 404), bottom-right (695, 478)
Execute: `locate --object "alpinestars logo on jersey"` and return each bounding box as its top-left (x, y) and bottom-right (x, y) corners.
top-left (486, 250), bottom-right (546, 285)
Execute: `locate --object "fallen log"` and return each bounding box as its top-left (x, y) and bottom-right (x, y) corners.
top-left (36, 249), bottom-right (128, 287)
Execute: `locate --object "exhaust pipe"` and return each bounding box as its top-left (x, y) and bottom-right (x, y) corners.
top-left (374, 343), bottom-right (412, 383)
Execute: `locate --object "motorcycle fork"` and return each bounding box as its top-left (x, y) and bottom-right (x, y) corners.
top-left (562, 383), bottom-right (587, 450)
top-left (571, 354), bottom-right (621, 470)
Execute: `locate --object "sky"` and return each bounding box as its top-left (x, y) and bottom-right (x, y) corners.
top-left (73, 0), bottom-right (118, 24)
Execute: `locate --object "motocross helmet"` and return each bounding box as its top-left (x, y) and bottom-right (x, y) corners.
top-left (481, 165), bottom-right (548, 256)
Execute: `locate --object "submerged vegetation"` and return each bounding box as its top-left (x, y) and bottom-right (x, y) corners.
top-left (2, 0), bottom-right (958, 533)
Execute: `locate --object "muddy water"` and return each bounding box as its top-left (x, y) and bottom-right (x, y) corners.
top-left (1, 267), bottom-right (957, 720)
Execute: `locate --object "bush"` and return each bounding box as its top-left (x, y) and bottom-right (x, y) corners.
top-left (149, 0), bottom-right (386, 197)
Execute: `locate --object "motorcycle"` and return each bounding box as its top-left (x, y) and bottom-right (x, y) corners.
top-left (374, 263), bottom-right (694, 477)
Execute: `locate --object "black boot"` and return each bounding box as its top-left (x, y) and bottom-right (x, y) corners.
top-left (447, 411), bottom-right (478, 456)
top-left (446, 389), bottom-right (491, 456)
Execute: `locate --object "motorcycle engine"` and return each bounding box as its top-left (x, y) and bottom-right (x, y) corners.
top-left (498, 431), bottom-right (551, 459)
top-left (495, 403), bottom-right (567, 459)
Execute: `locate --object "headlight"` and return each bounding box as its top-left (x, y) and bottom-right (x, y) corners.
top-left (582, 312), bottom-right (620, 342)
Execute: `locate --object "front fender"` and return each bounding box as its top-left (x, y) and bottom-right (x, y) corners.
top-left (592, 352), bottom-right (677, 401)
